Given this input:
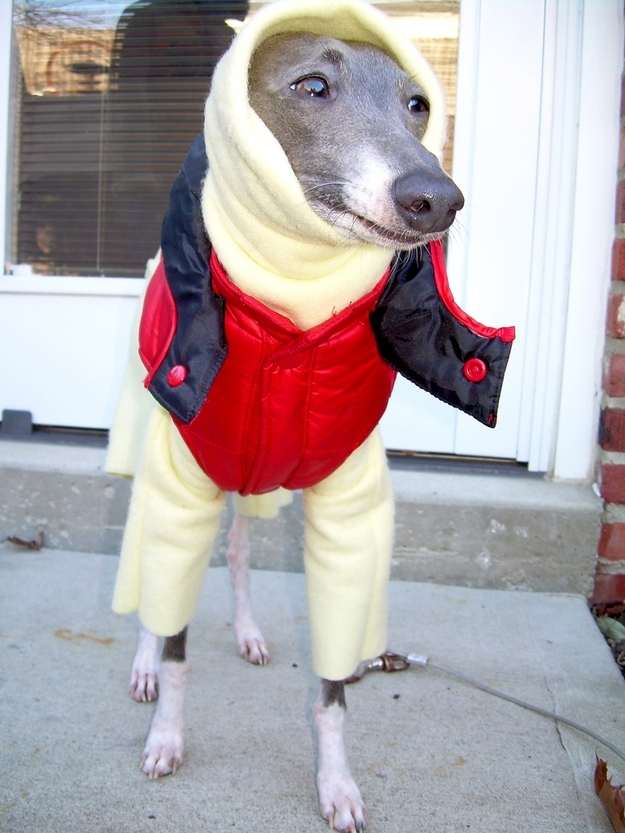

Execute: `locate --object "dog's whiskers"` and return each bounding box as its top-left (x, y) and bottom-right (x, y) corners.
top-left (446, 215), bottom-right (468, 244)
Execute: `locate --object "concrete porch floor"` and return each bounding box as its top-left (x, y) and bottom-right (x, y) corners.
top-left (0, 547), bottom-right (623, 832)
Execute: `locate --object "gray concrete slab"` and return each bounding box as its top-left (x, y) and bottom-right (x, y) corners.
top-left (1, 546), bottom-right (623, 832)
top-left (0, 439), bottom-right (602, 594)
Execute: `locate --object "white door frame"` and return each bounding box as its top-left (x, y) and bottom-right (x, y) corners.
top-left (552, 0), bottom-right (623, 480)
top-left (0, 0), bottom-right (12, 271)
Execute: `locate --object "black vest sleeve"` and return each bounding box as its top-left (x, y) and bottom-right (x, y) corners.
top-left (370, 247), bottom-right (513, 428)
top-left (147, 133), bottom-right (228, 424)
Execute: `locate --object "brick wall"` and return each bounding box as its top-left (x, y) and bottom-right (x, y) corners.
top-left (592, 67), bottom-right (625, 603)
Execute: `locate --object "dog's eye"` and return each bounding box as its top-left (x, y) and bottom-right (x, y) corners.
top-left (408, 95), bottom-right (429, 114)
top-left (290, 76), bottom-right (330, 98)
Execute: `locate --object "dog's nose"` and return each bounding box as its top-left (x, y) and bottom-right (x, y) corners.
top-left (393, 170), bottom-right (464, 233)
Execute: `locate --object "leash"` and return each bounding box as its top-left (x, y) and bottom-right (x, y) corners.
top-left (345, 650), bottom-right (625, 764)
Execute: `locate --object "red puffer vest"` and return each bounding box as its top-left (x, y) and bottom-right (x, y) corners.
top-left (140, 251), bottom-right (396, 495)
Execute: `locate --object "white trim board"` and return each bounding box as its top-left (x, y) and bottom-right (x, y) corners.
top-left (553, 0), bottom-right (624, 481)
top-left (0, 289), bottom-right (141, 428)
top-left (0, 275), bottom-right (144, 297)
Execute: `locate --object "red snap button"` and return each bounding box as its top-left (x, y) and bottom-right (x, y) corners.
top-left (463, 357), bottom-right (487, 383)
top-left (167, 364), bottom-right (188, 386)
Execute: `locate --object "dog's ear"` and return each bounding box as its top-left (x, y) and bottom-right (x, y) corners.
top-left (371, 243), bottom-right (515, 428)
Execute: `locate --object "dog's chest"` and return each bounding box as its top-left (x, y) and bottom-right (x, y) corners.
top-left (171, 255), bottom-right (396, 496)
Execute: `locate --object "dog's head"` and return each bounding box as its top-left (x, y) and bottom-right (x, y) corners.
top-left (249, 33), bottom-right (464, 250)
top-left (201, 0), bottom-right (462, 326)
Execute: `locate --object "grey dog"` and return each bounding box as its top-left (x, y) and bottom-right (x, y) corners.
top-left (125, 29), bottom-right (463, 833)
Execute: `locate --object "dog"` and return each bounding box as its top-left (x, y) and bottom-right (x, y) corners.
top-left (108, 3), bottom-right (510, 830)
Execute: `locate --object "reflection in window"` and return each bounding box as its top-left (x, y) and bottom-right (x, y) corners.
top-left (11, 0), bottom-right (459, 277)
top-left (12, 0), bottom-right (249, 276)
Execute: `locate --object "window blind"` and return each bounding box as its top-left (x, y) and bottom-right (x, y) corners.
top-left (12, 0), bottom-right (458, 278)
top-left (14, 0), bottom-right (249, 277)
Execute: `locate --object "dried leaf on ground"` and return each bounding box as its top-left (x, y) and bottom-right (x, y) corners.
top-left (6, 530), bottom-right (44, 550)
top-left (595, 756), bottom-right (625, 833)
top-left (592, 602), bottom-right (625, 620)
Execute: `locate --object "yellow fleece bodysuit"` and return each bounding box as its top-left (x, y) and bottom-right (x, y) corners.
top-left (107, 0), bottom-right (447, 682)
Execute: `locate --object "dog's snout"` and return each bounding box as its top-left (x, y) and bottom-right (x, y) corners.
top-left (393, 171), bottom-right (464, 234)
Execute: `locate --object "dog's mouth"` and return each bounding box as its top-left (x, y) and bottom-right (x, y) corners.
top-left (344, 212), bottom-right (446, 249)
top-left (314, 204), bottom-right (446, 250)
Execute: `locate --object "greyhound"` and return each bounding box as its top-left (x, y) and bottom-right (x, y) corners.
top-left (126, 33), bottom-right (463, 833)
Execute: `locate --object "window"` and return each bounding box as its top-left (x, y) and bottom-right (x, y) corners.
top-left (10, 0), bottom-right (459, 277)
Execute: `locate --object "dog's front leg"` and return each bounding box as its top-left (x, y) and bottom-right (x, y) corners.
top-left (141, 627), bottom-right (190, 778)
top-left (315, 679), bottom-right (367, 833)
top-left (227, 513), bottom-right (269, 665)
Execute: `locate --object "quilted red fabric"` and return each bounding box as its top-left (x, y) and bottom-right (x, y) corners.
top-left (140, 251), bottom-right (395, 495)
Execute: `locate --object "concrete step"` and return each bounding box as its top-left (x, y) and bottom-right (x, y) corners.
top-left (0, 438), bottom-right (602, 596)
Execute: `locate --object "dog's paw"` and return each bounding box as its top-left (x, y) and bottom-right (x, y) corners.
top-left (140, 660), bottom-right (189, 778)
top-left (129, 665), bottom-right (159, 702)
top-left (141, 725), bottom-right (184, 779)
top-left (235, 622), bottom-right (270, 665)
top-left (317, 776), bottom-right (367, 832)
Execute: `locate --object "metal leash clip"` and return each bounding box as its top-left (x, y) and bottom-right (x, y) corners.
top-left (345, 650), bottom-right (411, 684)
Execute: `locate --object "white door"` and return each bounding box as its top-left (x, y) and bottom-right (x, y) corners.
top-left (0, 0), bottom-right (622, 480)
top-left (381, 0), bottom-right (623, 479)
top-left (380, 0), bottom-right (544, 461)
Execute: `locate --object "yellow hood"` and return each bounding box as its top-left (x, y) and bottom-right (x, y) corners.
top-left (202, 0), bottom-right (447, 329)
